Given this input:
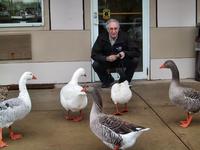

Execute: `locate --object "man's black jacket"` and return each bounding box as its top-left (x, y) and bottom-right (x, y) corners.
top-left (91, 31), bottom-right (140, 63)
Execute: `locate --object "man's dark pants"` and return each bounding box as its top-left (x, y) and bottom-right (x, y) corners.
top-left (92, 57), bottom-right (139, 84)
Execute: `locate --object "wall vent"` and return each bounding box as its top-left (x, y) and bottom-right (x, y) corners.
top-left (0, 34), bottom-right (31, 60)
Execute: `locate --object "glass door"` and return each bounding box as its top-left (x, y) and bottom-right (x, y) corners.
top-left (91, 0), bottom-right (149, 81)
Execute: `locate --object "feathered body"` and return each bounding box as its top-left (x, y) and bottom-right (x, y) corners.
top-left (0, 98), bottom-right (29, 128)
top-left (60, 84), bottom-right (87, 112)
top-left (169, 82), bottom-right (200, 114)
top-left (160, 60), bottom-right (200, 127)
top-left (0, 71), bottom-right (36, 148)
top-left (111, 80), bottom-right (132, 115)
top-left (88, 87), bottom-right (149, 150)
top-left (0, 72), bottom-right (35, 128)
top-left (111, 80), bottom-right (132, 105)
top-left (60, 68), bottom-right (87, 121)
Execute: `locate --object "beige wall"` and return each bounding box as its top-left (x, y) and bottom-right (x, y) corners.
top-left (0, 0), bottom-right (199, 82)
top-left (197, 0), bottom-right (200, 23)
top-left (151, 27), bottom-right (196, 59)
top-left (0, 0), bottom-right (198, 62)
top-left (150, 0), bottom-right (197, 59)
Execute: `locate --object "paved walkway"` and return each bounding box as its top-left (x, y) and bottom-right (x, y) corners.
top-left (2, 80), bottom-right (200, 150)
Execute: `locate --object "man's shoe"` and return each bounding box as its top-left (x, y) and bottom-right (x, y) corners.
top-left (101, 83), bottom-right (111, 88)
top-left (101, 80), bottom-right (114, 88)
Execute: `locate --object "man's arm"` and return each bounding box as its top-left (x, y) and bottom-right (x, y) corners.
top-left (91, 36), bottom-right (107, 63)
top-left (122, 33), bottom-right (141, 59)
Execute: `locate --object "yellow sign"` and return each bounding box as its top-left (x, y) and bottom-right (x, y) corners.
top-left (103, 9), bottom-right (110, 20)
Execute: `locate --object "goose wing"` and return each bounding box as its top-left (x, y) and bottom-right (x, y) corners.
top-left (91, 114), bottom-right (123, 147)
top-left (182, 87), bottom-right (200, 113)
top-left (99, 114), bottom-right (144, 134)
top-left (92, 114), bottom-right (145, 147)
top-left (0, 98), bottom-right (27, 127)
top-left (0, 98), bottom-right (22, 109)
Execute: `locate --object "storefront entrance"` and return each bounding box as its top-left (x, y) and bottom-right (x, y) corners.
top-left (91, 0), bottom-right (150, 81)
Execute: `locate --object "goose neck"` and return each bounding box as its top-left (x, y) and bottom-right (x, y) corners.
top-left (170, 65), bottom-right (180, 82)
top-left (19, 78), bottom-right (28, 92)
top-left (90, 103), bottom-right (101, 122)
top-left (18, 77), bottom-right (31, 107)
top-left (70, 73), bottom-right (80, 84)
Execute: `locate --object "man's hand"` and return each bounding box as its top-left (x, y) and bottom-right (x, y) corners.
top-left (106, 54), bottom-right (119, 62)
top-left (118, 51), bottom-right (125, 59)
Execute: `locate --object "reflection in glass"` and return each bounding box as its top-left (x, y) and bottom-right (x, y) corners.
top-left (0, 0), bottom-right (43, 27)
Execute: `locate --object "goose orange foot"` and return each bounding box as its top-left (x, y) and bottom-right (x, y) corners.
top-left (121, 108), bottom-right (128, 113)
top-left (179, 114), bottom-right (192, 128)
top-left (9, 127), bottom-right (22, 140)
top-left (65, 115), bottom-right (83, 122)
top-left (72, 110), bottom-right (84, 122)
top-left (73, 116), bottom-right (83, 122)
top-left (0, 140), bottom-right (8, 148)
top-left (113, 111), bottom-right (123, 116)
top-left (121, 104), bottom-right (128, 113)
top-left (114, 104), bottom-right (123, 115)
top-left (10, 132), bottom-right (22, 140)
top-left (113, 144), bottom-right (120, 150)
top-left (65, 115), bottom-right (74, 120)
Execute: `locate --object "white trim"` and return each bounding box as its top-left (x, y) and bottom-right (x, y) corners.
top-left (90, 0), bottom-right (98, 82)
top-left (151, 58), bottom-right (195, 80)
top-left (144, 0), bottom-right (150, 80)
top-left (0, 61), bottom-right (91, 85)
top-left (134, 0), bottom-right (150, 80)
top-left (91, 0), bottom-right (150, 81)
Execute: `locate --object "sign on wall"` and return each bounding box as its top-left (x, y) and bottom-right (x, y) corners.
top-left (157, 0), bottom-right (196, 27)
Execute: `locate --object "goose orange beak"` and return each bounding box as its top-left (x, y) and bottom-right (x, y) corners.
top-left (32, 75), bottom-right (37, 79)
top-left (160, 64), bottom-right (165, 69)
top-left (81, 85), bottom-right (89, 92)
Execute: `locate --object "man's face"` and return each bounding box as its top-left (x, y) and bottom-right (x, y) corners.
top-left (108, 22), bottom-right (119, 39)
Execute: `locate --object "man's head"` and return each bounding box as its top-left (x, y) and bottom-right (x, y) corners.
top-left (106, 19), bottom-right (120, 39)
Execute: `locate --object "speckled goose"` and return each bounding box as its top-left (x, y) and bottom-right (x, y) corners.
top-left (160, 60), bottom-right (200, 128)
top-left (85, 86), bottom-right (149, 150)
top-left (0, 72), bottom-right (36, 148)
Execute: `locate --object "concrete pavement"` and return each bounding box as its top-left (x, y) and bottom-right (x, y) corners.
top-left (2, 80), bottom-right (199, 150)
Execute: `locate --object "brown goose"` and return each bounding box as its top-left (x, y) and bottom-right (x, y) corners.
top-left (84, 86), bottom-right (149, 150)
top-left (160, 60), bottom-right (200, 128)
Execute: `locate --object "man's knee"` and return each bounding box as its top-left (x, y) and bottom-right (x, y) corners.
top-left (131, 57), bottom-right (140, 67)
top-left (92, 61), bottom-right (99, 70)
top-left (124, 57), bottom-right (139, 68)
top-left (92, 61), bottom-right (105, 71)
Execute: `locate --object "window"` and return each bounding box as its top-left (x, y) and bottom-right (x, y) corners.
top-left (0, 0), bottom-right (44, 27)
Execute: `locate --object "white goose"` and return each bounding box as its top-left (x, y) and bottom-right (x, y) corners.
top-left (111, 80), bottom-right (132, 115)
top-left (0, 72), bottom-right (36, 148)
top-left (85, 86), bottom-right (149, 150)
top-left (60, 68), bottom-right (87, 122)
